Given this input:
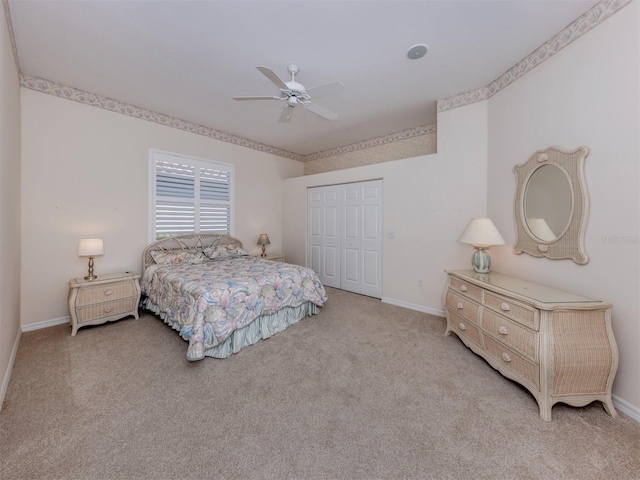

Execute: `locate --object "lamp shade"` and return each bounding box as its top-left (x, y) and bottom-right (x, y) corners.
top-left (257, 234), bottom-right (271, 246)
top-left (458, 218), bottom-right (505, 248)
top-left (78, 238), bottom-right (104, 257)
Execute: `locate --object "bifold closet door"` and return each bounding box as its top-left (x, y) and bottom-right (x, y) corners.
top-left (340, 181), bottom-right (382, 297)
top-left (308, 180), bottom-right (382, 298)
top-left (308, 186), bottom-right (340, 288)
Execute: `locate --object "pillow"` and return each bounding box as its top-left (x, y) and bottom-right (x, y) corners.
top-left (203, 244), bottom-right (249, 260)
top-left (151, 250), bottom-right (206, 265)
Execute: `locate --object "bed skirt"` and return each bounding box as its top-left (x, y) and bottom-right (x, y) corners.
top-left (143, 298), bottom-right (320, 359)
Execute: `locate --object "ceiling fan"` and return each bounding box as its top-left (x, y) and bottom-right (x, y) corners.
top-left (233, 64), bottom-right (344, 123)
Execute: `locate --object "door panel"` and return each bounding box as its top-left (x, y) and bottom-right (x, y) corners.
top-left (359, 181), bottom-right (383, 298)
top-left (344, 205), bottom-right (359, 239)
top-left (321, 187), bottom-right (340, 288)
top-left (309, 244), bottom-right (321, 274)
top-left (323, 246), bottom-right (339, 285)
top-left (343, 247), bottom-right (360, 283)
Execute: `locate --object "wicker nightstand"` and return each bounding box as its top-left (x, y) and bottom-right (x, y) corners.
top-left (68, 272), bottom-right (141, 336)
top-left (253, 254), bottom-right (285, 262)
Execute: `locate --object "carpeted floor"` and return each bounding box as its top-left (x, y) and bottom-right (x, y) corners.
top-left (1, 287), bottom-right (639, 480)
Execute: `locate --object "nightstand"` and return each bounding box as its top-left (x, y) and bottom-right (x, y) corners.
top-left (68, 272), bottom-right (141, 336)
top-left (253, 254), bottom-right (286, 262)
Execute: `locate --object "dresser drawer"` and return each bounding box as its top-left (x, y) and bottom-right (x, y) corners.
top-left (484, 292), bottom-right (539, 331)
top-left (446, 290), bottom-right (480, 324)
top-left (483, 334), bottom-right (540, 389)
top-left (449, 276), bottom-right (482, 302)
top-left (447, 310), bottom-right (482, 346)
top-left (76, 297), bottom-right (138, 323)
top-left (482, 309), bottom-right (538, 362)
top-left (75, 280), bottom-right (137, 307)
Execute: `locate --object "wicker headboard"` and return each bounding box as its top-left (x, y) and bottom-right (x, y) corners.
top-left (142, 233), bottom-right (244, 273)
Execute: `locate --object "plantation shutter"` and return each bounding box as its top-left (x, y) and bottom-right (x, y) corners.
top-left (152, 152), bottom-right (233, 239)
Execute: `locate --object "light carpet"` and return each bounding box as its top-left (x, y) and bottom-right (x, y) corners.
top-left (1, 287), bottom-right (639, 479)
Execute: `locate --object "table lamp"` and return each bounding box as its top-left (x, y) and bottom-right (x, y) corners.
top-left (458, 218), bottom-right (505, 274)
top-left (78, 238), bottom-right (104, 280)
top-left (257, 234), bottom-right (270, 257)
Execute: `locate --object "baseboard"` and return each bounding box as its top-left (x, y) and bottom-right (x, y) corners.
top-left (613, 395), bottom-right (640, 423)
top-left (381, 297), bottom-right (445, 317)
top-left (1, 329), bottom-right (21, 412)
top-left (21, 316), bottom-right (70, 332)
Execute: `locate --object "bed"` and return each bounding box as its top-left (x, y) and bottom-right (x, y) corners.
top-left (141, 233), bottom-right (327, 360)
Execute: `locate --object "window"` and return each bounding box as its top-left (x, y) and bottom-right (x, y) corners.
top-left (150, 150), bottom-right (234, 240)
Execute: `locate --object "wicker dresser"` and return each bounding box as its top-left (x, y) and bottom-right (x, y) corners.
top-left (444, 269), bottom-right (618, 421)
top-left (68, 272), bottom-right (141, 336)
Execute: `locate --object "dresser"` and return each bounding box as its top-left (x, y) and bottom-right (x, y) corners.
top-left (68, 272), bottom-right (141, 336)
top-left (444, 269), bottom-right (618, 421)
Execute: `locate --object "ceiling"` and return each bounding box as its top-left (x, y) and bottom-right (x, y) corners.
top-left (8, 0), bottom-right (598, 157)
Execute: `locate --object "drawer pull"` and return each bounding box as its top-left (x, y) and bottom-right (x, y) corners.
top-left (459, 322), bottom-right (466, 331)
top-left (457, 302), bottom-right (464, 310)
top-left (500, 302), bottom-right (511, 311)
top-left (104, 289), bottom-right (113, 296)
top-left (501, 352), bottom-right (512, 362)
top-left (460, 285), bottom-right (468, 292)
top-left (498, 326), bottom-right (509, 335)
top-left (104, 306), bottom-right (114, 313)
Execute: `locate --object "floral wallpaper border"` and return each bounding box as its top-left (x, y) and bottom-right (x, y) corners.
top-left (304, 123), bottom-right (437, 161)
top-left (2, 0), bottom-right (20, 74)
top-left (19, 73), bottom-right (305, 161)
top-left (20, 72), bottom-right (437, 163)
top-left (438, 0), bottom-right (632, 112)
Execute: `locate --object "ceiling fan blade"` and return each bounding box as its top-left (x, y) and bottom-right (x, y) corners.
top-left (305, 81), bottom-right (344, 99)
top-left (257, 66), bottom-right (289, 90)
top-left (233, 96), bottom-right (282, 101)
top-left (304, 102), bottom-right (339, 121)
top-left (279, 105), bottom-right (293, 123)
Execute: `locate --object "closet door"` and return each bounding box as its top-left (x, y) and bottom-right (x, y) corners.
top-left (308, 180), bottom-right (382, 298)
top-left (340, 180), bottom-right (382, 298)
top-left (360, 180), bottom-right (383, 298)
top-left (308, 186), bottom-right (340, 288)
top-left (340, 184), bottom-right (362, 293)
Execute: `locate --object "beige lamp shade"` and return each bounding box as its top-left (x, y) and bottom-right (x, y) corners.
top-left (458, 218), bottom-right (506, 248)
top-left (78, 238), bottom-right (104, 280)
top-left (78, 238), bottom-right (104, 257)
top-left (458, 218), bottom-right (505, 274)
top-left (257, 234), bottom-right (270, 257)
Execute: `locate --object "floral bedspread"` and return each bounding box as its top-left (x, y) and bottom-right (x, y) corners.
top-left (141, 256), bottom-right (327, 360)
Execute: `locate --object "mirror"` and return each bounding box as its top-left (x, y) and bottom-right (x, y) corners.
top-left (514, 146), bottom-right (589, 264)
top-left (524, 164), bottom-right (572, 241)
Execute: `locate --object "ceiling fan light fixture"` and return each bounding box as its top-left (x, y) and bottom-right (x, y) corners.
top-left (234, 64), bottom-right (343, 122)
top-left (407, 43), bottom-right (428, 60)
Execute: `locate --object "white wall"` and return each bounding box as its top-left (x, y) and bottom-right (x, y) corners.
top-left (20, 89), bottom-right (303, 327)
top-left (0, 10), bottom-right (22, 407)
top-left (283, 100), bottom-right (489, 313)
top-left (487, 3), bottom-right (640, 413)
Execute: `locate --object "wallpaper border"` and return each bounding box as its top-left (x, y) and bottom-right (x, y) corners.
top-left (2, 0), bottom-right (20, 73)
top-left (19, 73), bottom-right (305, 161)
top-left (304, 123), bottom-right (437, 161)
top-left (437, 0), bottom-right (632, 112)
top-left (20, 73), bottom-right (436, 162)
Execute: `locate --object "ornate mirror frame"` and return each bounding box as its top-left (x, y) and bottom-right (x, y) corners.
top-left (513, 146), bottom-right (590, 264)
